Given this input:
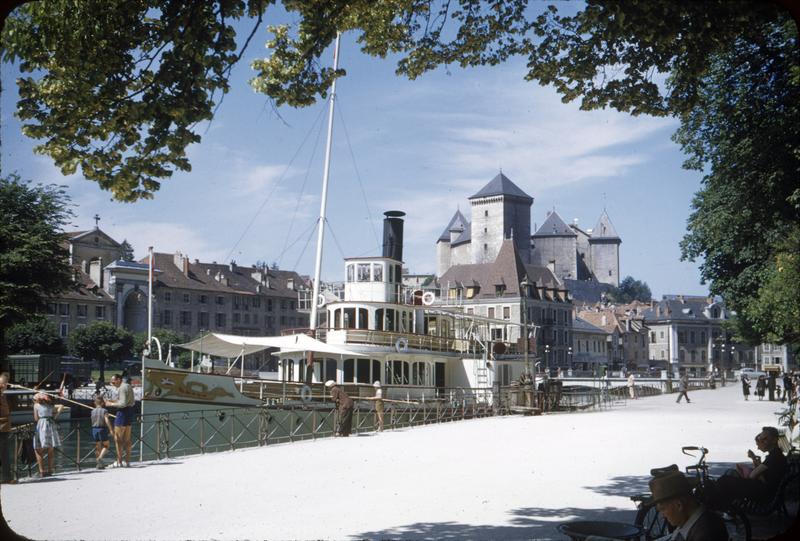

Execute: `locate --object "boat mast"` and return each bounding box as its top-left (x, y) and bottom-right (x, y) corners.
top-left (306, 32), bottom-right (340, 382)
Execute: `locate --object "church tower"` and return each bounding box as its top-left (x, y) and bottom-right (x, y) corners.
top-left (588, 210), bottom-right (621, 286)
top-left (468, 173), bottom-right (533, 264)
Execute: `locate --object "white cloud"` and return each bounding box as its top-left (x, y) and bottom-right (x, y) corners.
top-left (105, 221), bottom-right (228, 263)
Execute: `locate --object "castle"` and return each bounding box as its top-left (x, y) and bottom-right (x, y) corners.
top-left (435, 173), bottom-right (621, 286)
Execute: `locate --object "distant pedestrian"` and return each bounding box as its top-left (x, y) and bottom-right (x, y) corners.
top-left (627, 373), bottom-right (637, 399)
top-left (676, 373), bottom-right (690, 403)
top-left (783, 372), bottom-right (795, 403)
top-left (756, 375), bottom-right (766, 401)
top-left (91, 396), bottom-right (114, 469)
top-left (706, 372), bottom-right (716, 390)
top-left (326, 380), bottom-right (354, 437)
top-left (373, 381), bottom-right (384, 432)
top-left (742, 375), bottom-right (751, 400)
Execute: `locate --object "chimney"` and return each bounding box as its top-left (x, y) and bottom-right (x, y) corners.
top-left (229, 261), bottom-right (236, 273)
top-left (678, 295), bottom-right (685, 304)
top-left (382, 210), bottom-right (405, 262)
top-left (173, 251), bottom-right (183, 270)
top-left (287, 278), bottom-right (294, 290)
top-left (183, 255), bottom-right (189, 277)
top-left (89, 258), bottom-right (104, 288)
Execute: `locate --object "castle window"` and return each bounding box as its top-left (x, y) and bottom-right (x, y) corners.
top-left (608, 270), bottom-right (612, 276)
top-left (483, 244), bottom-right (488, 252)
top-left (484, 210), bottom-right (488, 217)
top-left (484, 228), bottom-right (487, 233)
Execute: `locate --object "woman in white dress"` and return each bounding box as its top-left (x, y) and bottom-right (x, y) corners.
top-left (33, 392), bottom-right (64, 477)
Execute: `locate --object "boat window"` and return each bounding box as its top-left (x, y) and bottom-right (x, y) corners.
top-left (356, 358), bottom-right (371, 383)
top-left (372, 360), bottom-right (380, 383)
top-left (343, 308), bottom-right (356, 329)
top-left (501, 364), bottom-right (510, 386)
top-left (385, 360), bottom-right (409, 385)
top-left (333, 309), bottom-right (341, 329)
top-left (287, 360), bottom-right (295, 381)
top-left (357, 263), bottom-right (370, 282)
top-left (299, 360), bottom-right (305, 382)
top-left (400, 311), bottom-right (408, 332)
top-left (426, 316), bottom-right (438, 336)
top-left (357, 308), bottom-right (369, 329)
top-left (372, 263), bottom-right (383, 282)
top-left (388, 265), bottom-right (394, 283)
top-left (384, 309), bottom-right (396, 331)
top-left (395, 265), bottom-right (402, 282)
top-left (324, 359), bottom-right (337, 382)
top-left (375, 309), bottom-right (384, 331)
top-left (412, 362), bottom-right (429, 386)
top-left (346, 264), bottom-right (354, 282)
top-left (343, 359), bottom-right (355, 382)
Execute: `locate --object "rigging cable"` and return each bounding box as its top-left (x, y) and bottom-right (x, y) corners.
top-left (224, 104), bottom-right (327, 264)
top-left (335, 100), bottom-right (381, 254)
top-left (277, 106), bottom-right (327, 268)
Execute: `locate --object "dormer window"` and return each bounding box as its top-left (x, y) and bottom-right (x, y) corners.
top-left (466, 286), bottom-right (479, 299)
top-left (495, 284), bottom-right (506, 296)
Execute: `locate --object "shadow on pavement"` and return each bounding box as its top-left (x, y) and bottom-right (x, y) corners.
top-left (354, 506), bottom-right (638, 540)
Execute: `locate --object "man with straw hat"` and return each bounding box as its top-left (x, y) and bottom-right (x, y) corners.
top-left (325, 380), bottom-right (353, 437)
top-left (649, 471), bottom-right (727, 541)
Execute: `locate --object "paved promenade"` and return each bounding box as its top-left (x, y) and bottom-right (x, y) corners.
top-left (2, 383), bottom-right (793, 540)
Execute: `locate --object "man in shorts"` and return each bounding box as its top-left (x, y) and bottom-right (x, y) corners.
top-left (105, 374), bottom-right (135, 467)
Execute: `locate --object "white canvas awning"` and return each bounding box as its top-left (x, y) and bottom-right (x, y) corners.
top-left (176, 332), bottom-right (366, 358)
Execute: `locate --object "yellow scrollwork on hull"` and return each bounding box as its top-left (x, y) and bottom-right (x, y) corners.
top-left (144, 369), bottom-right (234, 402)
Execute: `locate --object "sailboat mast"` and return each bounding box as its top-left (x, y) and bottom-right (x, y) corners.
top-left (309, 32), bottom-right (341, 334)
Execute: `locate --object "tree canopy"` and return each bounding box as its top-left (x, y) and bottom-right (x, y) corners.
top-left (608, 276), bottom-right (652, 304)
top-left (0, 174), bottom-right (73, 353)
top-left (69, 321), bottom-right (134, 381)
top-left (5, 316), bottom-right (65, 355)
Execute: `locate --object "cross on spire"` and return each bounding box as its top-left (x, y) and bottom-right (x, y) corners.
top-left (93, 214), bottom-right (101, 229)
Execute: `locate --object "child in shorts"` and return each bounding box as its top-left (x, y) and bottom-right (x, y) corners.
top-left (91, 396), bottom-right (114, 469)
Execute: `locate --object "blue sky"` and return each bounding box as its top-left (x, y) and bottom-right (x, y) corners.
top-left (1, 9), bottom-right (708, 299)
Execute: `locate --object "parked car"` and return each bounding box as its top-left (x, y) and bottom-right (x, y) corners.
top-left (734, 367), bottom-right (767, 381)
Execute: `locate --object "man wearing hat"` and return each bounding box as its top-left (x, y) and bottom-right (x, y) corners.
top-left (325, 380), bottom-right (354, 437)
top-left (649, 471), bottom-right (727, 541)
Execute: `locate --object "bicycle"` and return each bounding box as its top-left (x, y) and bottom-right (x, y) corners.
top-left (631, 445), bottom-right (752, 541)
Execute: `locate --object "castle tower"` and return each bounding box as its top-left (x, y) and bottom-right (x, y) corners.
top-left (468, 173), bottom-right (532, 265)
top-left (530, 210), bottom-right (577, 281)
top-left (588, 210), bottom-right (621, 286)
top-left (436, 209), bottom-right (469, 277)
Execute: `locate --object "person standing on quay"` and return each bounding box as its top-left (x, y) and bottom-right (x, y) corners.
top-left (756, 375), bottom-right (766, 401)
top-left (0, 372), bottom-right (16, 484)
top-left (742, 374), bottom-right (751, 400)
top-left (373, 381), bottom-right (384, 432)
top-left (676, 372), bottom-right (691, 403)
top-left (105, 374), bottom-right (135, 467)
top-left (32, 392), bottom-right (64, 477)
top-left (326, 380), bottom-right (354, 437)
top-left (627, 373), bottom-right (637, 399)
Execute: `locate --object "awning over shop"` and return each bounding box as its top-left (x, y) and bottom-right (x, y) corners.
top-left (175, 332), bottom-right (366, 358)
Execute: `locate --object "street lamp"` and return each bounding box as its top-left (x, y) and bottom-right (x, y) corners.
top-left (520, 278), bottom-right (532, 377)
top-left (544, 343), bottom-right (551, 374)
top-left (567, 346), bottom-right (573, 374)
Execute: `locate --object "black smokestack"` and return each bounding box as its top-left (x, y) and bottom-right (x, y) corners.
top-left (382, 210), bottom-right (405, 262)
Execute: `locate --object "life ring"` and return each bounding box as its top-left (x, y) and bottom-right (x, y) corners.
top-left (299, 385), bottom-right (312, 402)
top-left (421, 291), bottom-right (436, 306)
top-left (395, 337), bottom-right (409, 353)
top-left (316, 294), bottom-right (326, 308)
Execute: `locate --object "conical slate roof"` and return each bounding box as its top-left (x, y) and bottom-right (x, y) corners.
top-left (437, 209), bottom-right (470, 242)
top-left (468, 173), bottom-right (533, 203)
top-left (533, 211), bottom-right (576, 237)
top-left (590, 210), bottom-right (621, 240)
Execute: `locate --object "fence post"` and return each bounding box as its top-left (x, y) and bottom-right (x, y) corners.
top-left (200, 411), bottom-right (205, 454)
top-left (312, 409), bottom-right (317, 440)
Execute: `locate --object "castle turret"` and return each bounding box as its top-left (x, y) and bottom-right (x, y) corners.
top-left (468, 173), bottom-right (532, 265)
top-left (530, 210), bottom-right (577, 282)
top-left (588, 210), bottom-right (621, 286)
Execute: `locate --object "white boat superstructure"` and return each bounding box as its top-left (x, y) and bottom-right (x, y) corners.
top-left (277, 211), bottom-right (532, 402)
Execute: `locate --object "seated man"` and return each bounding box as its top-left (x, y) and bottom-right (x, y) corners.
top-left (650, 471), bottom-right (728, 541)
top-left (714, 426), bottom-right (788, 506)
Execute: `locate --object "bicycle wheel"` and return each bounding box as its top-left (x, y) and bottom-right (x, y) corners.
top-left (722, 508), bottom-right (751, 541)
top-left (634, 502), bottom-right (673, 541)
